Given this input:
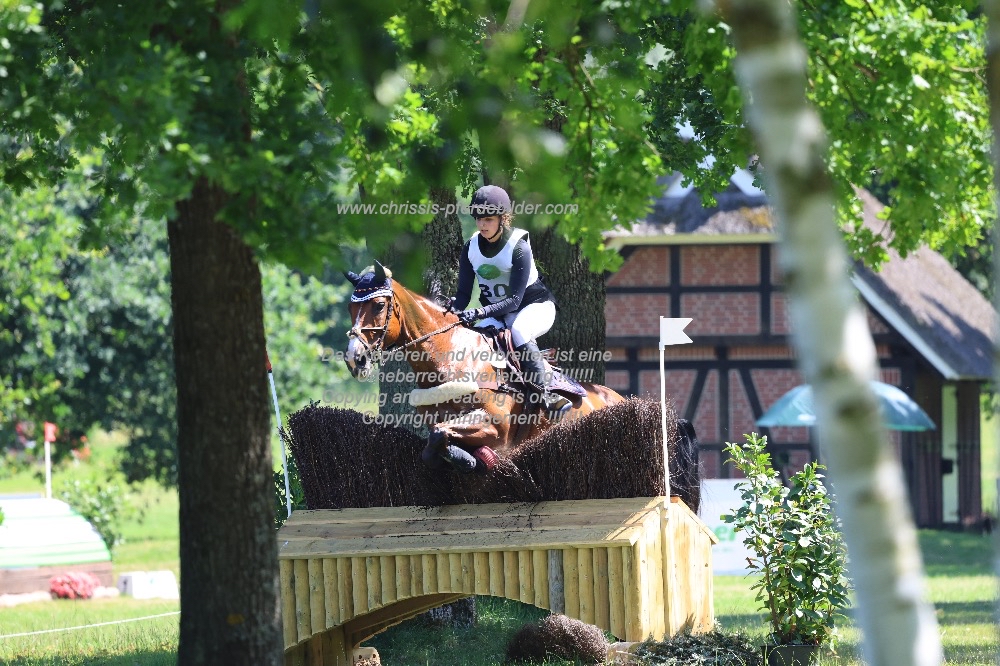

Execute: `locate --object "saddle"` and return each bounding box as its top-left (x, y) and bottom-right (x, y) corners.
top-left (471, 325), bottom-right (587, 402)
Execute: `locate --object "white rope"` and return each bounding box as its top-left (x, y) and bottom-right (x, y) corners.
top-left (0, 611), bottom-right (180, 639)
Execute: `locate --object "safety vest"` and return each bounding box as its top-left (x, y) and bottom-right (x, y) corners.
top-left (467, 228), bottom-right (539, 304)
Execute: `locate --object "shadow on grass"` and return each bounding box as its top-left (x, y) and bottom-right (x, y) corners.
top-left (934, 600), bottom-right (997, 627)
top-left (919, 530), bottom-right (994, 577)
top-left (367, 596), bottom-right (552, 666)
top-left (4, 650), bottom-right (176, 666)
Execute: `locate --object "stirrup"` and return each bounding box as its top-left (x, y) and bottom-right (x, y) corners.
top-left (542, 392), bottom-right (571, 420)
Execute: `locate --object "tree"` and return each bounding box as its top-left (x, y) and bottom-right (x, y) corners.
top-left (718, 0), bottom-right (944, 662)
top-left (3, 1), bottom-right (991, 663)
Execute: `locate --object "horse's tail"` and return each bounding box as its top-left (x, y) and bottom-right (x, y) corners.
top-left (672, 418), bottom-right (702, 514)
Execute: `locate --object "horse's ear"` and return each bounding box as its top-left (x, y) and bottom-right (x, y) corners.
top-left (373, 261), bottom-right (387, 282)
top-left (344, 271), bottom-right (362, 286)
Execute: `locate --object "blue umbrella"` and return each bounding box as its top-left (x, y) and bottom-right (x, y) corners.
top-left (756, 381), bottom-right (936, 432)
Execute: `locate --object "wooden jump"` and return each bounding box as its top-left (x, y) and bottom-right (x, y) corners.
top-left (278, 496), bottom-right (717, 666)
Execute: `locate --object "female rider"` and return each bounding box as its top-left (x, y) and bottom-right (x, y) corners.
top-left (449, 185), bottom-right (569, 415)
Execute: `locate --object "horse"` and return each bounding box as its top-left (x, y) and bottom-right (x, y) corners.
top-left (343, 262), bottom-right (625, 473)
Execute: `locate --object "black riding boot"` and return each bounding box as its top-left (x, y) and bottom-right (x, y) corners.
top-left (515, 341), bottom-right (570, 418)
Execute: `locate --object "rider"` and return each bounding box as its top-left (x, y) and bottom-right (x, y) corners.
top-left (449, 185), bottom-right (570, 416)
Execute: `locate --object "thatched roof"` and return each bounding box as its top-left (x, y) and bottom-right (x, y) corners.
top-left (850, 190), bottom-right (995, 380)
top-left (608, 178), bottom-right (995, 381)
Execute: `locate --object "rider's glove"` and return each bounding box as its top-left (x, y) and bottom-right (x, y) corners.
top-left (457, 308), bottom-right (484, 325)
top-left (445, 297), bottom-right (459, 314)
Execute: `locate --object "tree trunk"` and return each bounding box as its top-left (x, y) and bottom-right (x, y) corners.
top-left (169, 179), bottom-right (283, 665)
top-left (984, 0), bottom-right (1000, 639)
top-left (718, 0), bottom-right (942, 664)
top-left (532, 229), bottom-right (607, 385)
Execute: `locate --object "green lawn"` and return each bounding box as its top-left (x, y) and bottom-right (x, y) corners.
top-left (1, 430), bottom-right (997, 664)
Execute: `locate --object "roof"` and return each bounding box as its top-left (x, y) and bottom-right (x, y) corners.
top-left (850, 190), bottom-right (995, 381)
top-left (609, 177), bottom-right (996, 381)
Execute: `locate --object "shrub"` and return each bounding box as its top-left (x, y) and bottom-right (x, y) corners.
top-left (50, 572), bottom-right (101, 599)
top-left (722, 433), bottom-right (851, 648)
top-left (59, 478), bottom-right (133, 554)
top-left (505, 614), bottom-right (608, 664)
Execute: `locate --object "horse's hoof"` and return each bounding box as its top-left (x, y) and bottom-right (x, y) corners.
top-left (427, 429), bottom-right (448, 457)
top-left (470, 445), bottom-right (498, 472)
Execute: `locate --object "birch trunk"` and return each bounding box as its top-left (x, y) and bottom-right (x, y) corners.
top-left (982, 3), bottom-right (1000, 658)
top-left (713, 0), bottom-right (943, 663)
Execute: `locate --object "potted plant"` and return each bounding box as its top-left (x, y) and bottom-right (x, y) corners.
top-left (722, 433), bottom-right (852, 666)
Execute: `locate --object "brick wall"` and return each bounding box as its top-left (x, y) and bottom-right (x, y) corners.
top-left (605, 293), bottom-right (670, 337)
top-left (680, 245), bottom-right (759, 285)
top-left (606, 247), bottom-right (669, 287)
top-left (682, 293), bottom-right (760, 335)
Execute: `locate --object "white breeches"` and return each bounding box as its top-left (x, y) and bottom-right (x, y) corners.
top-left (479, 301), bottom-right (556, 347)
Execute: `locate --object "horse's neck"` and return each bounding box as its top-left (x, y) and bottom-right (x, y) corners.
top-left (394, 286), bottom-right (494, 387)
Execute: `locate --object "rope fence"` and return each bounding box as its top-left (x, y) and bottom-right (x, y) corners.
top-left (0, 611), bottom-right (180, 640)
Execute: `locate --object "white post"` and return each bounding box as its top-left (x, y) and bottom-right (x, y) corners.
top-left (658, 317), bottom-right (693, 502)
top-left (269, 370), bottom-right (292, 519)
top-left (44, 440), bottom-right (52, 499)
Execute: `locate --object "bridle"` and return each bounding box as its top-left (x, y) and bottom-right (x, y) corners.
top-left (348, 281), bottom-right (462, 363)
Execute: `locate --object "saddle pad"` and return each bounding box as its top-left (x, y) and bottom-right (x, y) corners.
top-left (549, 370), bottom-right (587, 398)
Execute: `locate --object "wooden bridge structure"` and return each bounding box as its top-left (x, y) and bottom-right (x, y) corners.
top-left (278, 496), bottom-right (717, 666)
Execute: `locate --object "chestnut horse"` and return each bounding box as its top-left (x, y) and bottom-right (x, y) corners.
top-left (344, 263), bottom-right (624, 472)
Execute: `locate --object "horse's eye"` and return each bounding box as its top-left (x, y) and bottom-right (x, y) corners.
top-left (373, 301), bottom-right (385, 311)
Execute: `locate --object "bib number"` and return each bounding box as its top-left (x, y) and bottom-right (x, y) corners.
top-left (479, 283), bottom-right (510, 301)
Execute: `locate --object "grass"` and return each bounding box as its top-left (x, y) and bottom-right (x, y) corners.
top-left (1, 430), bottom-right (997, 664)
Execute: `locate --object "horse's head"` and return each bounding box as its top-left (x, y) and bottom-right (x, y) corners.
top-left (343, 262), bottom-right (402, 381)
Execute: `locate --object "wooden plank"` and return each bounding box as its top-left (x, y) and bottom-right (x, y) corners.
top-left (294, 559), bottom-right (311, 643)
top-left (284, 643), bottom-right (305, 666)
top-left (489, 551), bottom-right (504, 598)
top-left (422, 554), bottom-right (437, 595)
top-left (280, 559), bottom-right (297, 649)
top-left (381, 555), bottom-right (396, 606)
top-left (278, 525), bottom-right (644, 559)
top-left (661, 502), bottom-right (675, 636)
top-left (648, 519), bottom-right (664, 639)
top-left (503, 550), bottom-right (518, 600)
top-left (461, 552), bottom-right (475, 595)
top-left (594, 547), bottom-right (610, 633)
top-left (437, 552), bottom-right (451, 593)
top-left (336, 558), bottom-right (353, 623)
top-left (623, 542), bottom-right (645, 641)
top-left (308, 559), bottom-right (325, 636)
top-left (323, 559), bottom-right (339, 629)
top-left (308, 633), bottom-right (323, 665)
top-left (410, 555), bottom-right (422, 598)
top-left (547, 549), bottom-right (564, 614)
top-left (474, 551), bottom-right (490, 595)
top-left (395, 555), bottom-right (410, 602)
top-left (608, 547), bottom-right (625, 641)
top-left (577, 548), bottom-right (594, 625)
top-left (283, 497), bottom-right (664, 526)
top-left (671, 496), bottom-right (719, 543)
top-left (366, 556), bottom-right (381, 612)
top-left (532, 549), bottom-right (548, 609)
top-left (562, 548), bottom-right (579, 619)
top-left (327, 625), bottom-right (349, 666)
top-left (517, 550), bottom-right (533, 604)
top-left (279, 509), bottom-right (656, 540)
top-left (351, 557), bottom-right (368, 615)
top-left (449, 552), bottom-right (463, 594)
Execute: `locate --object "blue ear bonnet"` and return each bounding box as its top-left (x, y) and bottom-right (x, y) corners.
top-left (350, 274), bottom-right (392, 302)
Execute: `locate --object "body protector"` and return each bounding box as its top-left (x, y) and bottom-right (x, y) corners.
top-left (466, 228), bottom-right (538, 306)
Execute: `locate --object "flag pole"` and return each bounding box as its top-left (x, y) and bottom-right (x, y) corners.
top-left (658, 318), bottom-right (693, 503)
top-left (267, 352), bottom-right (292, 519)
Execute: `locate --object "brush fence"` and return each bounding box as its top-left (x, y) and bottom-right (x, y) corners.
top-left (278, 496), bottom-right (717, 666)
